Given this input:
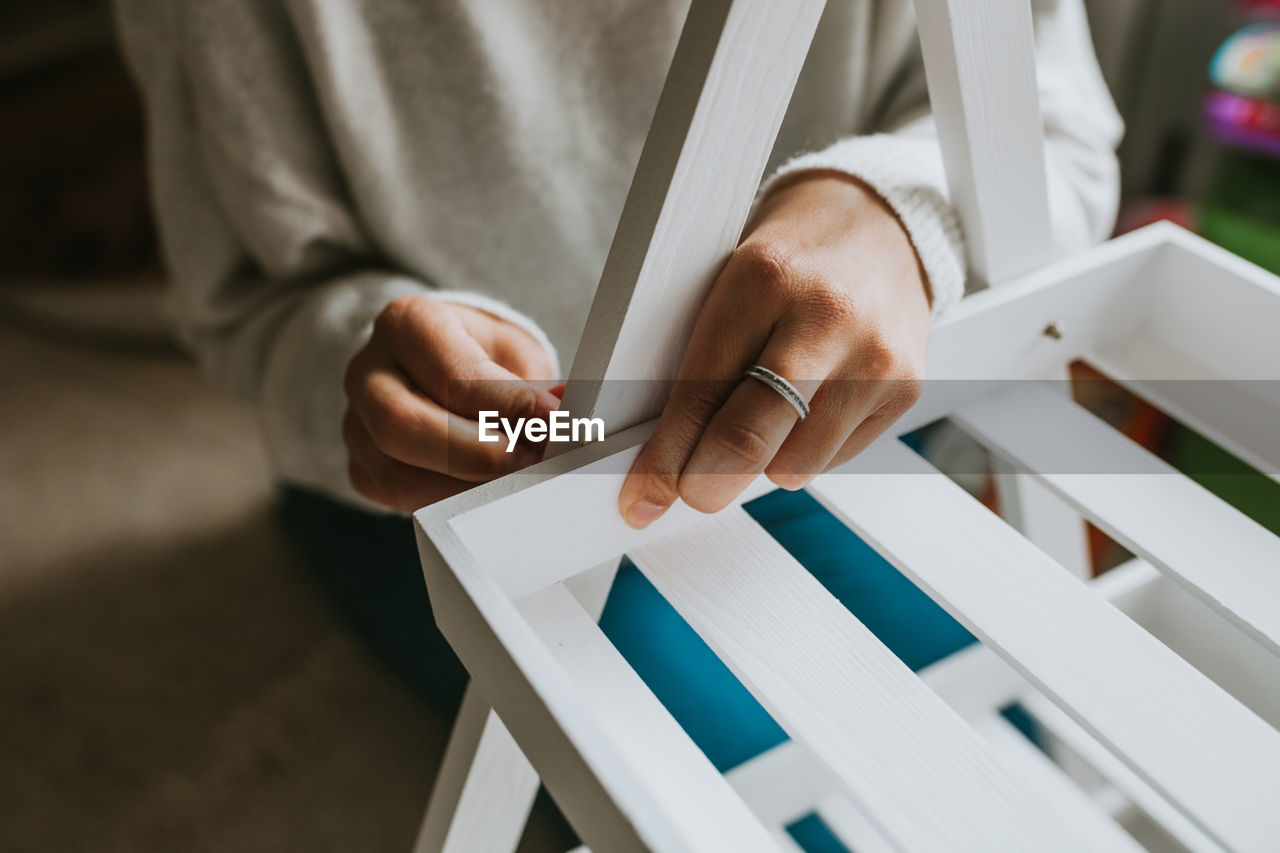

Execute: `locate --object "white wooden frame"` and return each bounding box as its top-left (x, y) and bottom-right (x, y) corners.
top-left (411, 1), bottom-right (1280, 850)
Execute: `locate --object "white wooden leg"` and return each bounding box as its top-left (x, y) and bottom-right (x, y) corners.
top-left (413, 560), bottom-right (620, 853)
top-left (412, 685), bottom-right (539, 853)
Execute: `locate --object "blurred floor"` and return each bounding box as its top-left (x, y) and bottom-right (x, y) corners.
top-left (0, 284), bottom-right (562, 853)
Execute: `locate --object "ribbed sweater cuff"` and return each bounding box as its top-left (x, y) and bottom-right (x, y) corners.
top-left (761, 133), bottom-right (967, 319)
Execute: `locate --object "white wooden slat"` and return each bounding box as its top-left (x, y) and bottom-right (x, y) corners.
top-left (629, 508), bottom-right (1113, 853)
top-left (518, 583), bottom-right (779, 853)
top-left (955, 383), bottom-right (1280, 656)
top-left (811, 439), bottom-right (1280, 853)
top-left (913, 0), bottom-right (1054, 286)
top-left (559, 0), bottom-right (826, 433)
top-left (1088, 341), bottom-right (1280, 485)
top-left (448, 421), bottom-right (777, 600)
top-left (972, 715), bottom-right (1145, 853)
top-left (1143, 228), bottom-right (1280, 390)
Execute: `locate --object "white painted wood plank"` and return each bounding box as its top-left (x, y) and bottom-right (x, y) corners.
top-left (448, 421), bottom-right (776, 600)
top-left (630, 508), bottom-right (1110, 853)
top-left (955, 383), bottom-right (1280, 656)
top-left (972, 715), bottom-right (1145, 853)
top-left (412, 688), bottom-right (538, 853)
top-left (518, 583), bottom-right (779, 853)
top-left (811, 439), bottom-right (1280, 853)
top-left (1143, 229), bottom-right (1280, 388)
top-left (559, 0), bottom-right (826, 432)
top-left (914, 0), bottom-right (1053, 286)
top-left (1088, 340), bottom-right (1280, 485)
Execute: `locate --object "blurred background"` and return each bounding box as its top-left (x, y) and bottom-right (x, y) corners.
top-left (1, 1), bottom-right (1277, 851)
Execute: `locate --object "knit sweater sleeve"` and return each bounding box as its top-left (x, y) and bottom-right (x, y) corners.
top-left (113, 0), bottom-right (556, 506)
top-left (763, 0), bottom-right (1123, 318)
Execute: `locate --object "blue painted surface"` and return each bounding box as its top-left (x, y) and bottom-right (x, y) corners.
top-left (786, 812), bottom-right (852, 853)
top-left (599, 487), bottom-right (977, 800)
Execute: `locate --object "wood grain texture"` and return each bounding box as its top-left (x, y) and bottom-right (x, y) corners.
top-left (559, 0), bottom-right (826, 432)
top-left (955, 383), bottom-right (1280, 656)
top-left (914, 0), bottom-right (1054, 286)
top-left (810, 439), bottom-right (1280, 852)
top-left (630, 508), bottom-right (1108, 853)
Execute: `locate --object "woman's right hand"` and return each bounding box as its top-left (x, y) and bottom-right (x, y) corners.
top-left (343, 295), bottom-right (559, 511)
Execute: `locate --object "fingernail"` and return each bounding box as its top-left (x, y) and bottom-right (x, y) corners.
top-left (622, 500), bottom-right (667, 530)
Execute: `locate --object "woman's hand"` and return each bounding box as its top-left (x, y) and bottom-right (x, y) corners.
top-left (343, 296), bottom-right (559, 511)
top-left (618, 171), bottom-right (932, 529)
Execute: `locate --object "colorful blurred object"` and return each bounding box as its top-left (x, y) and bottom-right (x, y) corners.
top-left (1204, 90), bottom-right (1280, 157)
top-left (1210, 23), bottom-right (1280, 100)
top-left (1238, 0), bottom-right (1280, 19)
top-left (1200, 8), bottom-right (1280, 275)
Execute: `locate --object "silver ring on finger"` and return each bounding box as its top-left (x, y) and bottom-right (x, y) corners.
top-left (742, 364), bottom-right (810, 421)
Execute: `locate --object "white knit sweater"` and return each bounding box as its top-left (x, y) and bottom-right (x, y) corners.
top-left (114, 0), bottom-right (1122, 505)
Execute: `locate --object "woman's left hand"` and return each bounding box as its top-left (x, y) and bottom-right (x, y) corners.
top-left (618, 170), bottom-right (932, 529)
